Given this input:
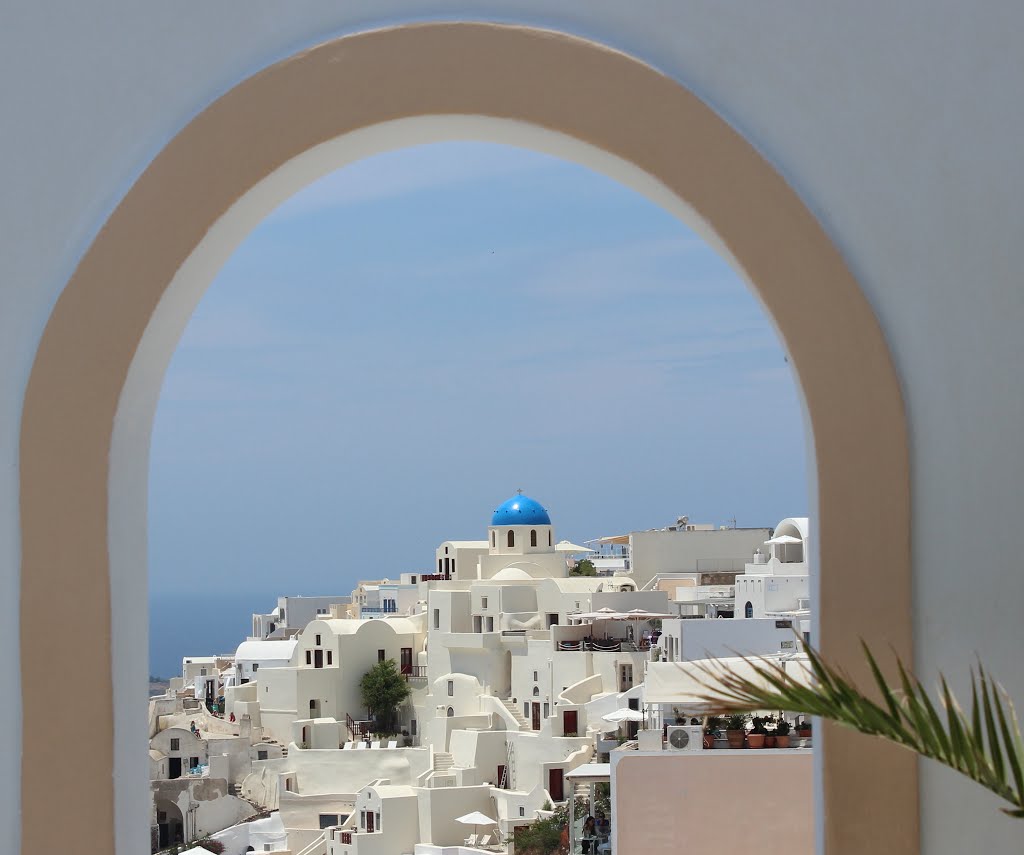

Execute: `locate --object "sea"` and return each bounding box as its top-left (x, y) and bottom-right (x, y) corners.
top-left (149, 590), bottom-right (279, 679)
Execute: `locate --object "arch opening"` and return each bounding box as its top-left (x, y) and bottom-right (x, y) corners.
top-left (17, 22), bottom-right (914, 855)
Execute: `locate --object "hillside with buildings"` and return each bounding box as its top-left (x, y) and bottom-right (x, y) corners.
top-left (149, 495), bottom-right (813, 855)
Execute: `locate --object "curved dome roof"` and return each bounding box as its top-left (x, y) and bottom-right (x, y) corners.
top-left (491, 494), bottom-right (551, 526)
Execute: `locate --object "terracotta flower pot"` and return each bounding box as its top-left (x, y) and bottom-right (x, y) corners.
top-left (703, 733), bottom-right (716, 749)
top-left (775, 734), bottom-right (791, 748)
top-left (726, 729), bottom-right (746, 749)
top-left (765, 734), bottom-right (777, 748)
top-left (747, 733), bottom-right (766, 749)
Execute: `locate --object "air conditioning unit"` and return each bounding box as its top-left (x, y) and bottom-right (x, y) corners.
top-left (666, 725), bottom-right (704, 752)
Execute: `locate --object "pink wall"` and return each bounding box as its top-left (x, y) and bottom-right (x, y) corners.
top-left (614, 751), bottom-right (812, 853)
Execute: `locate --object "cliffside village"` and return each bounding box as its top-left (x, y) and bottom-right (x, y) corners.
top-left (150, 495), bottom-right (814, 855)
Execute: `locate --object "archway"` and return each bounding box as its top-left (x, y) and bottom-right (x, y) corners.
top-left (18, 22), bottom-right (914, 854)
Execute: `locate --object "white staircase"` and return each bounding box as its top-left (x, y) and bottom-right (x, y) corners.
top-left (500, 698), bottom-right (530, 730)
top-left (433, 751), bottom-right (454, 772)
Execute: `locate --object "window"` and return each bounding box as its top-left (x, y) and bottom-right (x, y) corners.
top-left (524, 703), bottom-right (529, 718)
top-left (533, 671), bottom-right (538, 681)
top-left (378, 649), bottom-right (386, 662)
top-left (257, 749), bottom-right (268, 760)
top-left (375, 812), bottom-right (381, 831)
top-left (543, 703), bottom-right (549, 718)
top-left (548, 531), bottom-right (552, 546)
top-left (438, 558), bottom-right (442, 572)
top-left (532, 686), bottom-right (540, 697)
top-left (486, 616), bottom-right (494, 632)
top-left (306, 650), bottom-right (312, 665)
top-left (315, 634), bottom-right (321, 645)
top-left (319, 814), bottom-right (340, 829)
top-left (252, 663), bottom-right (259, 673)
top-left (170, 738), bottom-right (179, 751)
top-left (530, 529), bottom-right (537, 547)
top-left (411, 719), bottom-right (417, 735)
top-left (433, 609), bottom-right (440, 629)
top-left (190, 756), bottom-right (199, 768)
top-left (507, 530), bottom-right (515, 548)
top-left (745, 601), bottom-right (754, 618)
top-left (451, 560), bottom-right (455, 574)
top-left (360, 811), bottom-right (366, 829)
top-left (411, 576), bottom-right (417, 584)
top-left (447, 680), bottom-right (454, 696)
top-left (447, 707), bottom-right (455, 717)
top-left (491, 532), bottom-right (495, 547)
top-left (327, 650), bottom-right (333, 665)
top-left (481, 596), bottom-right (488, 609)
top-left (520, 807), bottom-right (525, 817)
top-left (200, 667), bottom-right (207, 676)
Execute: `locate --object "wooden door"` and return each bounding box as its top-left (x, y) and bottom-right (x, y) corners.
top-left (366, 811), bottom-right (375, 833)
top-left (531, 702), bottom-right (541, 731)
top-left (563, 710), bottom-right (578, 736)
top-left (400, 647), bottom-right (412, 674)
top-left (549, 768), bottom-right (564, 802)
top-left (497, 764), bottom-right (506, 789)
top-left (314, 649), bottom-right (323, 668)
top-left (168, 757), bottom-right (181, 779)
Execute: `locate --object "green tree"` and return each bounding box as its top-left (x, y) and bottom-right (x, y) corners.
top-left (359, 659), bottom-right (411, 734)
top-left (569, 559), bottom-right (596, 577)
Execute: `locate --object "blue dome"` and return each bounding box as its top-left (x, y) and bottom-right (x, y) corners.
top-left (491, 495), bottom-right (551, 526)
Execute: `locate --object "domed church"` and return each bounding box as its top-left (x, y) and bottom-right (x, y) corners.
top-left (435, 492), bottom-right (575, 581)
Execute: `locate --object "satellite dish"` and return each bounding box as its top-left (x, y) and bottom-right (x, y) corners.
top-left (669, 728), bottom-right (690, 749)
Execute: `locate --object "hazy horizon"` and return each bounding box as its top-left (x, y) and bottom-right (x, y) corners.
top-left (148, 141), bottom-right (808, 670)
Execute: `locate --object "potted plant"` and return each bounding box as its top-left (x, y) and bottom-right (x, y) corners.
top-left (763, 713), bottom-right (777, 748)
top-left (795, 716), bottom-right (812, 741)
top-left (703, 716), bottom-right (722, 749)
top-left (725, 713), bottom-right (747, 749)
top-left (775, 718), bottom-right (792, 748)
top-left (747, 716), bottom-right (767, 749)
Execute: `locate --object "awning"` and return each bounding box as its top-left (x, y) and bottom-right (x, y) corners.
top-left (565, 763), bottom-right (611, 782)
top-left (766, 534), bottom-right (801, 545)
top-left (603, 707), bottom-right (645, 723)
top-left (644, 656), bottom-right (814, 707)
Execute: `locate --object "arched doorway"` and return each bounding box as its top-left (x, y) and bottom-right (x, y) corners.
top-left (18, 23), bottom-right (914, 854)
top-left (155, 799), bottom-right (183, 850)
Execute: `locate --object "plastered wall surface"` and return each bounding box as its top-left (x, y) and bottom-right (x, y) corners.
top-left (2, 3), bottom-right (1023, 853)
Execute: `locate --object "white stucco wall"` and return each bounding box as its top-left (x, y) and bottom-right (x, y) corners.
top-left (3, 5), bottom-right (1024, 854)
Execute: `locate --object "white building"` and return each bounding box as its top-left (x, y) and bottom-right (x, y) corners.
top-left (252, 595), bottom-right (353, 640)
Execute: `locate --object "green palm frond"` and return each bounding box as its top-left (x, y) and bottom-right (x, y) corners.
top-left (691, 643), bottom-right (1024, 818)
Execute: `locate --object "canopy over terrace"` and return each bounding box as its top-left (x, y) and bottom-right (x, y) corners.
top-left (644, 655), bottom-right (815, 714)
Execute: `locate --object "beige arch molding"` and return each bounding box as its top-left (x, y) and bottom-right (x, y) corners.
top-left (19, 22), bottom-right (916, 855)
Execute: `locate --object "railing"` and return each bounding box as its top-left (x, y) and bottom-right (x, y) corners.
top-left (402, 665), bottom-right (428, 680)
top-left (557, 638), bottom-right (629, 652)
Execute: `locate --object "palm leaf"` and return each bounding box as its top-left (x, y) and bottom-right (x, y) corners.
top-left (690, 643), bottom-right (1024, 818)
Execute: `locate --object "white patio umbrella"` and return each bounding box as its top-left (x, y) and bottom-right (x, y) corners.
top-left (455, 810), bottom-right (498, 840)
top-left (573, 606), bottom-right (619, 621)
top-left (556, 540), bottom-right (595, 553)
top-left (602, 707), bottom-right (645, 723)
top-left (766, 534), bottom-right (801, 544)
top-left (609, 608), bottom-right (676, 620)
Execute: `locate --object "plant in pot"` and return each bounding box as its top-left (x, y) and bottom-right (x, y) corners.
top-left (725, 713), bottom-right (747, 748)
top-left (747, 716), bottom-right (768, 749)
top-left (795, 715), bottom-right (812, 741)
top-left (775, 718), bottom-right (792, 748)
top-left (763, 713), bottom-right (777, 748)
top-left (703, 716), bottom-right (722, 749)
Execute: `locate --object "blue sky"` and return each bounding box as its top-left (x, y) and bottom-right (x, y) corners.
top-left (148, 142), bottom-right (807, 597)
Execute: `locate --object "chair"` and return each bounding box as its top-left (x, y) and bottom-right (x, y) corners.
top-left (343, 741), bottom-right (355, 750)
top-left (478, 833), bottom-right (492, 846)
top-left (463, 833), bottom-right (478, 846)
top-left (386, 739), bottom-right (398, 749)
